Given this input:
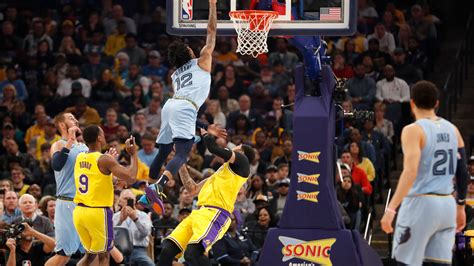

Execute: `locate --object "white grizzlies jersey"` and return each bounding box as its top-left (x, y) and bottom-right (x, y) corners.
top-left (407, 118), bottom-right (458, 196)
top-left (171, 58), bottom-right (211, 108)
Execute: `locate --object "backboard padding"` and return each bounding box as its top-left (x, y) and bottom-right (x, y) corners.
top-left (167, 0), bottom-right (357, 36)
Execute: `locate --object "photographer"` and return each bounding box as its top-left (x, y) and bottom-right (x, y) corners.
top-left (113, 189), bottom-right (154, 266)
top-left (5, 222), bottom-right (55, 266)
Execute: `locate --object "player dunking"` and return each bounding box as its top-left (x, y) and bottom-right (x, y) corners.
top-left (381, 81), bottom-right (469, 265)
top-left (45, 113), bottom-right (88, 266)
top-left (158, 128), bottom-right (255, 266)
top-left (139, 0), bottom-right (225, 214)
top-left (73, 125), bottom-right (137, 266)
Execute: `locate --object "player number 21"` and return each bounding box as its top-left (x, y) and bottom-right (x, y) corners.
top-left (432, 149), bottom-right (454, 176)
top-left (78, 174), bottom-right (89, 194)
top-left (174, 73), bottom-right (193, 91)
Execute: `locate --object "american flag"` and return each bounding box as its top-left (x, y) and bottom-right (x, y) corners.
top-left (320, 7), bottom-right (341, 21)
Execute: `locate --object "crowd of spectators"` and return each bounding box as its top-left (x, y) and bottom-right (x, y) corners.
top-left (0, 0), bottom-right (442, 264)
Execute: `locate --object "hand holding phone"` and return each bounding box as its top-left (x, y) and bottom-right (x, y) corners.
top-left (127, 198), bottom-right (135, 209)
top-left (125, 136), bottom-right (137, 155)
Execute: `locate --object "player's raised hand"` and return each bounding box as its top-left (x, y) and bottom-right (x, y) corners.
top-left (207, 124), bottom-right (227, 139)
top-left (209, 0), bottom-right (217, 5)
top-left (106, 147), bottom-right (119, 159)
top-left (125, 136), bottom-right (137, 155)
top-left (67, 126), bottom-right (81, 142)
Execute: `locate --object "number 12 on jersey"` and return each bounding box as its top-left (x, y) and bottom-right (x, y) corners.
top-left (174, 73), bottom-right (193, 91)
top-left (432, 149), bottom-right (455, 176)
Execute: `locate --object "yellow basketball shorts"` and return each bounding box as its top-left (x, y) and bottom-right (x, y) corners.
top-left (73, 204), bottom-right (114, 254)
top-left (167, 206), bottom-right (231, 253)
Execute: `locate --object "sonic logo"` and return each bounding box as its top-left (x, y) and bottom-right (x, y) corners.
top-left (279, 236), bottom-right (336, 265)
top-left (297, 173), bottom-right (320, 185)
top-left (182, 0), bottom-right (193, 20)
top-left (297, 151), bottom-right (320, 163)
top-left (296, 191), bottom-right (319, 203)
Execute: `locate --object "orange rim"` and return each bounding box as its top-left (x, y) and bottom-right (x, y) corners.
top-left (229, 10), bottom-right (279, 20)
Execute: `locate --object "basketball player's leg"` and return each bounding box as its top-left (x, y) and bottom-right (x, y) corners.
top-left (158, 239), bottom-right (183, 266)
top-left (141, 139), bottom-right (193, 213)
top-left (45, 254), bottom-right (70, 266)
top-left (46, 200), bottom-right (82, 266)
top-left (184, 243), bottom-right (210, 266)
top-left (392, 197), bottom-right (435, 265)
top-left (148, 143), bottom-right (174, 180)
top-left (139, 101), bottom-right (175, 210)
top-left (423, 197), bottom-right (456, 265)
top-left (98, 252), bottom-right (110, 265)
top-left (77, 253), bottom-right (99, 266)
top-left (159, 214), bottom-right (194, 265)
top-left (186, 207), bottom-right (232, 264)
top-left (143, 102), bottom-right (196, 213)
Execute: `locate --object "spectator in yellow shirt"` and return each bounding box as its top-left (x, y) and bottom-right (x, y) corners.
top-left (35, 120), bottom-right (60, 160)
top-left (104, 20), bottom-right (127, 57)
top-left (64, 97), bottom-right (101, 126)
top-left (24, 113), bottom-right (49, 151)
top-left (118, 151), bottom-right (150, 181)
top-left (215, 41), bottom-right (239, 65)
top-left (349, 141), bottom-right (376, 182)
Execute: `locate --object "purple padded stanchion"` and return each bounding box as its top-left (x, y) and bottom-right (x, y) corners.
top-left (258, 37), bottom-right (382, 266)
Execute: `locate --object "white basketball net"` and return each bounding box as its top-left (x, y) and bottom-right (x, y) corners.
top-left (230, 11), bottom-right (278, 58)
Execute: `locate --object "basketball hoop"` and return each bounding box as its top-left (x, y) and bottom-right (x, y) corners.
top-left (229, 10), bottom-right (278, 58)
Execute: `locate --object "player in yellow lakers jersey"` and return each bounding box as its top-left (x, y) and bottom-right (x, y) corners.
top-left (73, 125), bottom-right (138, 266)
top-left (157, 128), bottom-right (255, 266)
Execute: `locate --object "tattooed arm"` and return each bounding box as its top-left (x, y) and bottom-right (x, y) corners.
top-left (178, 165), bottom-right (208, 197)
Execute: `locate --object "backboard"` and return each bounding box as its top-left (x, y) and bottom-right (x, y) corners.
top-left (167, 0), bottom-right (357, 36)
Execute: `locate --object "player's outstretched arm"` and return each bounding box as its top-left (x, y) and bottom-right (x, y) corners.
top-left (99, 137), bottom-right (138, 185)
top-left (178, 165), bottom-right (207, 197)
top-left (381, 124), bottom-right (423, 233)
top-left (198, 0), bottom-right (217, 72)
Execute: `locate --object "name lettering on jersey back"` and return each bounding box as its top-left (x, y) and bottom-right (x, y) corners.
top-left (175, 62), bottom-right (192, 75)
top-left (79, 161), bottom-right (92, 170)
top-left (437, 133), bottom-right (450, 143)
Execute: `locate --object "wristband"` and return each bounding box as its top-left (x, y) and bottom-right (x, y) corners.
top-left (61, 147), bottom-right (70, 154)
top-left (385, 207), bottom-right (397, 215)
top-left (457, 199), bottom-right (466, 206)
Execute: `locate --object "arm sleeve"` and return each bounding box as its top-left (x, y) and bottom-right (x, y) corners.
top-left (203, 134), bottom-right (250, 177)
top-left (51, 147), bottom-right (70, 171)
top-left (456, 147), bottom-right (469, 205)
top-left (204, 134), bottom-right (233, 161)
